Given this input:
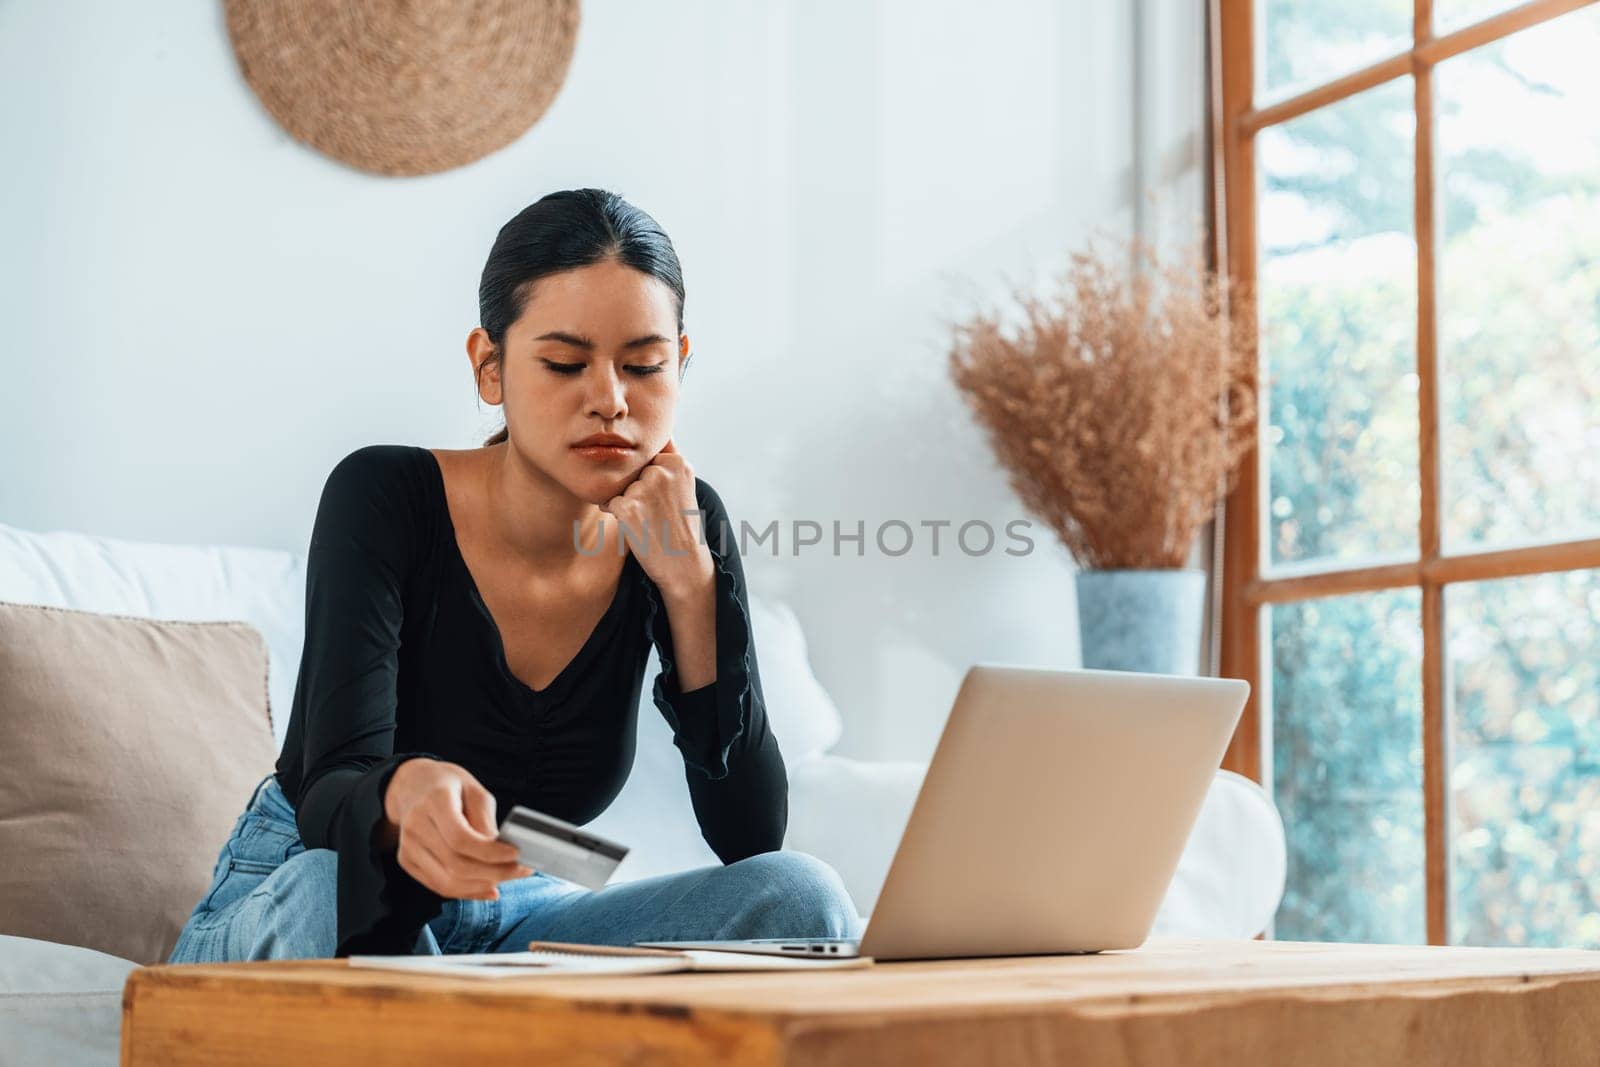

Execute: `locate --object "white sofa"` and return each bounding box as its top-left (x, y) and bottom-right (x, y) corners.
top-left (0, 521), bottom-right (1286, 1066)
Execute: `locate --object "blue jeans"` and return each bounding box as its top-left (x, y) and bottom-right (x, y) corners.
top-left (169, 774), bottom-right (862, 962)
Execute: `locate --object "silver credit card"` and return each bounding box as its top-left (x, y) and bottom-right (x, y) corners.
top-left (496, 806), bottom-right (628, 890)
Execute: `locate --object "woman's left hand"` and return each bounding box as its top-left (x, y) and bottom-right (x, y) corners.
top-left (602, 438), bottom-right (715, 598)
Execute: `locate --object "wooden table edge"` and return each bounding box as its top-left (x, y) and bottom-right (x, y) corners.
top-left (121, 946), bottom-right (1600, 1067)
top-left (122, 954), bottom-right (1600, 1022)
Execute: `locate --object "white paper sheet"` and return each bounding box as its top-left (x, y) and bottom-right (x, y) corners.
top-left (347, 948), bottom-right (872, 979)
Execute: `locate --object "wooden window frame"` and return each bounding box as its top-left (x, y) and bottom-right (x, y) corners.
top-left (1212, 0), bottom-right (1600, 945)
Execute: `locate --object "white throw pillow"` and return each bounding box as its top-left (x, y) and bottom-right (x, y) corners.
top-left (1148, 769), bottom-right (1288, 939)
top-left (744, 596), bottom-right (844, 760)
top-left (0, 523), bottom-right (303, 750)
top-left (585, 593), bottom-right (846, 880)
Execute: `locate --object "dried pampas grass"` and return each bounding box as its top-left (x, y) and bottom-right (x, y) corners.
top-left (948, 237), bottom-right (1258, 570)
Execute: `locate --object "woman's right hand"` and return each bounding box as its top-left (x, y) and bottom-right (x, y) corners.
top-left (382, 758), bottom-right (531, 900)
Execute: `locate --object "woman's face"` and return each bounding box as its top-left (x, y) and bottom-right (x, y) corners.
top-left (470, 259), bottom-right (687, 504)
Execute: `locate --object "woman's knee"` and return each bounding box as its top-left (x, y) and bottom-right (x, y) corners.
top-left (722, 851), bottom-right (860, 939)
top-left (246, 848), bottom-right (339, 960)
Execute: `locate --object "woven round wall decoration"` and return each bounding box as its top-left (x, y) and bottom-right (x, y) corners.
top-left (223, 0), bottom-right (581, 177)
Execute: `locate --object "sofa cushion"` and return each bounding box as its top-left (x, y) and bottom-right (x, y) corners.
top-left (0, 602), bottom-right (277, 965)
top-left (0, 934), bottom-right (137, 1067)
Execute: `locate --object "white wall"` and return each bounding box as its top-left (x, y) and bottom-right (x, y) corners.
top-left (0, 0), bottom-right (1205, 761)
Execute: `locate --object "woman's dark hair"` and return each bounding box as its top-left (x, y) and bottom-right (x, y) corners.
top-left (476, 188), bottom-right (687, 446)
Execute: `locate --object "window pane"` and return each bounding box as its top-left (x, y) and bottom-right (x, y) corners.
top-left (1449, 569), bottom-right (1600, 947)
top-left (1259, 79), bottom-right (1419, 572)
top-left (1259, 0), bottom-right (1411, 98)
top-left (1271, 589), bottom-right (1425, 943)
top-left (1437, 10), bottom-right (1600, 552)
top-left (1434, 1), bottom-right (1521, 34)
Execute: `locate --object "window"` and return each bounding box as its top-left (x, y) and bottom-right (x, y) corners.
top-left (1216, 0), bottom-right (1600, 946)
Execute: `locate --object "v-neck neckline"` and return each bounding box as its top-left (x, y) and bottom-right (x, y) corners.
top-left (420, 447), bottom-right (633, 702)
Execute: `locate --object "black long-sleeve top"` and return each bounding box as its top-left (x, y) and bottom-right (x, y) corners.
top-left (274, 444), bottom-right (785, 957)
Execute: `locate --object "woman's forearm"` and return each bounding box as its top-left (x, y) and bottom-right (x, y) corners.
top-left (377, 757), bottom-right (428, 850)
top-left (659, 564), bottom-right (718, 692)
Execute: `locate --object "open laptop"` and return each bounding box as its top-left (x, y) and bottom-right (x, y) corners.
top-left (638, 663), bottom-right (1249, 961)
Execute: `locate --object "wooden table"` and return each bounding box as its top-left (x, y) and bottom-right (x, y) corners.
top-left (121, 937), bottom-right (1600, 1066)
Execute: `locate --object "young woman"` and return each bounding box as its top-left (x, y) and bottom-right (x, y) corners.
top-left (170, 189), bottom-right (860, 961)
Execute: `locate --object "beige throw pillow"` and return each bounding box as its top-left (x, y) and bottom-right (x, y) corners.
top-left (0, 601), bottom-right (277, 965)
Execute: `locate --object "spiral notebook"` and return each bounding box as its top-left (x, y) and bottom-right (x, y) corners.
top-left (348, 940), bottom-right (874, 979)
